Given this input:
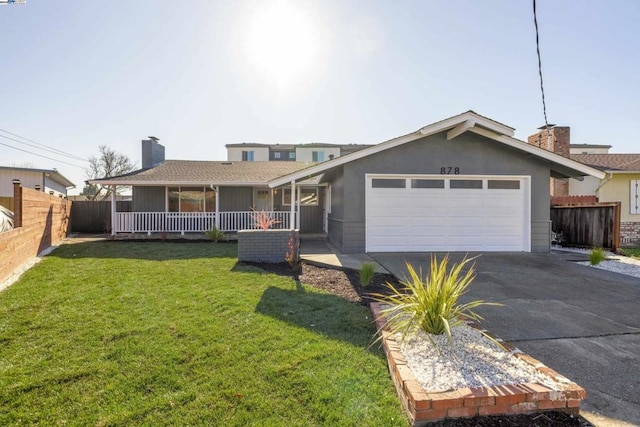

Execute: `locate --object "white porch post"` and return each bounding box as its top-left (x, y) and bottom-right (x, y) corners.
top-left (110, 187), bottom-right (117, 236)
top-left (296, 185), bottom-right (301, 230)
top-left (215, 185), bottom-right (220, 230)
top-left (289, 180), bottom-right (296, 230)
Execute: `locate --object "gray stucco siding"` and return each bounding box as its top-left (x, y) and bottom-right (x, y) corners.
top-left (335, 131), bottom-right (552, 253)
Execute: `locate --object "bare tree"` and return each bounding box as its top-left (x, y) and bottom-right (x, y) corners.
top-left (85, 145), bottom-right (136, 201)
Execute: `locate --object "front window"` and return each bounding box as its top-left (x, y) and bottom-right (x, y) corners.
top-left (312, 151), bottom-right (324, 162)
top-left (282, 187), bottom-right (319, 206)
top-left (274, 152), bottom-right (281, 159)
top-left (288, 152), bottom-right (296, 159)
top-left (242, 150), bottom-right (255, 161)
top-left (168, 187), bottom-right (216, 212)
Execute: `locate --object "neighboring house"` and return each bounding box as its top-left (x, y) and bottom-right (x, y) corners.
top-left (569, 147), bottom-right (640, 244)
top-left (527, 125), bottom-right (640, 244)
top-left (0, 166), bottom-right (75, 201)
top-left (91, 111), bottom-right (604, 253)
top-left (226, 142), bottom-right (371, 162)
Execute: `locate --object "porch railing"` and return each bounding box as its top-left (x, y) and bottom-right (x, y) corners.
top-left (114, 211), bottom-right (291, 234)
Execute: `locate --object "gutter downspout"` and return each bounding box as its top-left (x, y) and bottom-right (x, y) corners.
top-left (594, 172), bottom-right (613, 198)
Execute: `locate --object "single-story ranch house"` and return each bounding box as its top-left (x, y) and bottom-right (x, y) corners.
top-left (90, 111), bottom-right (604, 253)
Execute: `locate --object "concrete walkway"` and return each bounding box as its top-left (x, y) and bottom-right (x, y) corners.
top-left (369, 251), bottom-right (640, 426)
top-left (299, 239), bottom-right (389, 274)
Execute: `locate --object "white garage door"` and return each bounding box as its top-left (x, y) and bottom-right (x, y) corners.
top-left (366, 175), bottom-right (530, 252)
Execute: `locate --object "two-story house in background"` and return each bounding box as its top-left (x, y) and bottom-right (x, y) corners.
top-left (225, 143), bottom-right (371, 163)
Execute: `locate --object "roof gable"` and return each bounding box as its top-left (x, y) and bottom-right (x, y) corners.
top-left (268, 111), bottom-right (605, 187)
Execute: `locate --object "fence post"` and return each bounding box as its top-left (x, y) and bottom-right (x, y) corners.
top-left (613, 202), bottom-right (621, 252)
top-left (12, 179), bottom-right (22, 228)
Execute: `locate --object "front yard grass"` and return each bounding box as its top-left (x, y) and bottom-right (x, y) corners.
top-left (0, 242), bottom-right (406, 426)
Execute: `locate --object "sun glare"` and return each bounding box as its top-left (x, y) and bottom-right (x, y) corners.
top-left (241, 0), bottom-right (324, 96)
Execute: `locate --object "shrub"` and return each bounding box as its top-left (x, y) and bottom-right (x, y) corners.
top-left (359, 262), bottom-right (376, 287)
top-left (590, 248), bottom-right (606, 265)
top-left (372, 255), bottom-right (501, 347)
top-left (205, 226), bottom-right (226, 243)
top-left (252, 209), bottom-right (280, 230)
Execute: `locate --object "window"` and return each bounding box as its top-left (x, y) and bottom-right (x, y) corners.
top-left (282, 187), bottom-right (319, 206)
top-left (312, 151), bottom-right (325, 162)
top-left (411, 179), bottom-right (444, 189)
top-left (274, 152), bottom-right (281, 159)
top-left (488, 180), bottom-right (520, 190)
top-left (168, 187), bottom-right (216, 212)
top-left (242, 150), bottom-right (255, 161)
top-left (372, 178), bottom-right (406, 188)
top-left (288, 152), bottom-right (296, 159)
top-left (450, 179), bottom-right (483, 189)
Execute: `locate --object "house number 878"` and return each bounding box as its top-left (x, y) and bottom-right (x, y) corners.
top-left (440, 167), bottom-right (460, 174)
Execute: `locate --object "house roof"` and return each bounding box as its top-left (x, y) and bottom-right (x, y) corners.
top-left (570, 154), bottom-right (640, 173)
top-left (0, 166), bottom-right (75, 188)
top-left (570, 144), bottom-right (613, 149)
top-left (88, 160), bottom-right (316, 186)
top-left (268, 111), bottom-right (606, 188)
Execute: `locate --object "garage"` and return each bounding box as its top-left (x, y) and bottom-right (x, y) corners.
top-left (365, 174), bottom-right (531, 252)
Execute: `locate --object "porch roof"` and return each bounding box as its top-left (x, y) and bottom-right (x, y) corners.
top-left (88, 160), bottom-right (318, 187)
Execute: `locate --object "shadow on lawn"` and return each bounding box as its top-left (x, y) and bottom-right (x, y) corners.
top-left (49, 240), bottom-right (237, 261)
top-left (255, 285), bottom-right (384, 355)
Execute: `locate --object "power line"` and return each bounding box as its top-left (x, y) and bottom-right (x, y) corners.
top-left (533, 0), bottom-right (550, 131)
top-left (0, 128), bottom-right (88, 161)
top-left (0, 140), bottom-right (86, 169)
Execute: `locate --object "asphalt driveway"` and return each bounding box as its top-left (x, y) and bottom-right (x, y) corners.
top-left (369, 251), bottom-right (640, 425)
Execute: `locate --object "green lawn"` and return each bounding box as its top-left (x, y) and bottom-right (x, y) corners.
top-left (0, 242), bottom-right (406, 426)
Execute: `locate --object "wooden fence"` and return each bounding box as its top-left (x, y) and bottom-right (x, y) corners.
top-left (0, 186), bottom-right (71, 284)
top-left (0, 196), bottom-right (13, 211)
top-left (70, 201), bottom-right (132, 233)
top-left (551, 203), bottom-right (621, 250)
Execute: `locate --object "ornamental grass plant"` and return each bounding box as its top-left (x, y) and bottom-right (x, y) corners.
top-left (590, 248), bottom-right (606, 265)
top-left (372, 255), bottom-right (501, 348)
top-left (359, 262), bottom-right (376, 287)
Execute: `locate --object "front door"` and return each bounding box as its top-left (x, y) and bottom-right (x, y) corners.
top-left (253, 188), bottom-right (272, 211)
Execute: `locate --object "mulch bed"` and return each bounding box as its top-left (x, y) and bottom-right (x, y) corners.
top-left (244, 260), bottom-right (594, 427)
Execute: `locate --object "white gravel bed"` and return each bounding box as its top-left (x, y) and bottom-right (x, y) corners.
top-left (397, 325), bottom-right (562, 392)
top-left (554, 246), bottom-right (640, 279)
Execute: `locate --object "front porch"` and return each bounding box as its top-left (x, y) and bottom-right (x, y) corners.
top-left (113, 211), bottom-right (293, 235)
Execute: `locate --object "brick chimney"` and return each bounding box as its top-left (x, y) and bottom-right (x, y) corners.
top-left (142, 136), bottom-right (165, 169)
top-left (527, 126), bottom-right (571, 197)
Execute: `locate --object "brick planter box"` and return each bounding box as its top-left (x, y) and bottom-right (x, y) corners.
top-left (237, 229), bottom-right (298, 263)
top-left (370, 303), bottom-right (586, 425)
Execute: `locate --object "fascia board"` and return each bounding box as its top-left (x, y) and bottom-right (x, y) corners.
top-left (86, 180), bottom-right (272, 187)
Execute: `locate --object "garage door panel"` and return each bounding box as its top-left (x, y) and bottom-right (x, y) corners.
top-left (366, 175), bottom-right (529, 252)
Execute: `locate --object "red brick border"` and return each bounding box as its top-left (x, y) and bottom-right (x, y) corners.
top-left (370, 303), bottom-right (586, 425)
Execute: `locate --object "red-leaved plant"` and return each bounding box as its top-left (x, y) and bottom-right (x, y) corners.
top-left (252, 208), bottom-right (280, 230)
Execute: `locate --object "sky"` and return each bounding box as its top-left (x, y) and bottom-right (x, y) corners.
top-left (0, 0), bottom-right (638, 194)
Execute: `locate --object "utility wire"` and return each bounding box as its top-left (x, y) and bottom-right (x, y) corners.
top-left (0, 140), bottom-right (86, 169)
top-left (0, 128), bottom-right (88, 162)
top-left (533, 0), bottom-right (550, 131)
